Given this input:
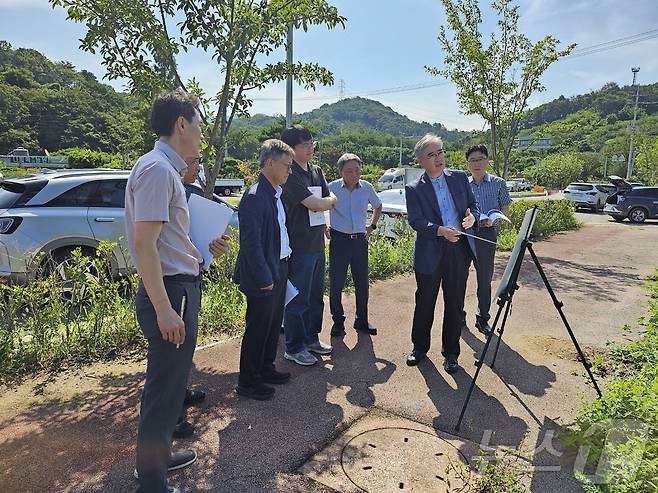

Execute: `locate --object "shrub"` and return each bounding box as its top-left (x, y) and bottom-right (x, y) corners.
top-left (497, 199), bottom-right (580, 251)
top-left (57, 147), bottom-right (125, 169)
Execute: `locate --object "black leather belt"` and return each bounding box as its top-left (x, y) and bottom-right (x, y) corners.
top-left (331, 228), bottom-right (365, 239)
top-left (164, 272), bottom-right (202, 282)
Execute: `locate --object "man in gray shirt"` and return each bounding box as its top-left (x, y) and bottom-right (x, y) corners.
top-left (126, 90), bottom-right (229, 493)
top-left (327, 153), bottom-right (382, 336)
top-left (465, 144), bottom-right (512, 336)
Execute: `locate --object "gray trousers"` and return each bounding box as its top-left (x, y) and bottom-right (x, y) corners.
top-left (135, 276), bottom-right (201, 493)
top-left (468, 227), bottom-right (497, 324)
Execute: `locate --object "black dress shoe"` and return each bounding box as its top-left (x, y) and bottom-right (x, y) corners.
top-left (261, 369), bottom-right (291, 384)
top-left (443, 357), bottom-right (460, 374)
top-left (330, 323), bottom-right (346, 336)
top-left (173, 419), bottom-right (194, 439)
top-left (354, 321), bottom-right (377, 335)
top-left (236, 383), bottom-right (275, 400)
top-left (134, 449), bottom-right (197, 479)
top-left (476, 321), bottom-right (493, 336)
top-left (183, 388), bottom-right (206, 407)
top-left (406, 350), bottom-right (426, 366)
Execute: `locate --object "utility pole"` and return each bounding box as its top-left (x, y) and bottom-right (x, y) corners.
top-left (399, 135), bottom-right (403, 166)
top-left (627, 67), bottom-right (640, 178)
top-left (339, 79), bottom-right (345, 100)
top-left (285, 23), bottom-right (293, 127)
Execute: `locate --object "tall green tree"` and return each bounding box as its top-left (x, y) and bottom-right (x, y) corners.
top-left (428, 0), bottom-right (574, 178)
top-left (51, 0), bottom-right (345, 197)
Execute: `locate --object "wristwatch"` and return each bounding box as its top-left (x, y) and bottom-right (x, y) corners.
top-left (368, 223), bottom-right (377, 230)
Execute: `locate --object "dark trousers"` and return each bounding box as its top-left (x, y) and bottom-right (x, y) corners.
top-left (135, 276), bottom-right (201, 493)
top-left (329, 230), bottom-right (369, 327)
top-left (239, 259), bottom-right (288, 387)
top-left (471, 227), bottom-right (497, 324)
top-left (284, 251), bottom-right (325, 354)
top-left (411, 238), bottom-right (470, 358)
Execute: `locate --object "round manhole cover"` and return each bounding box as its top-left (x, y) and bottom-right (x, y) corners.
top-left (340, 427), bottom-right (469, 492)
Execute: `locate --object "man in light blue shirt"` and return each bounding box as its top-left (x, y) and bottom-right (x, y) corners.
top-left (327, 153), bottom-right (382, 336)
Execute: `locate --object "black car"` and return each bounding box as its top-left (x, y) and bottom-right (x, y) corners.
top-left (603, 176), bottom-right (658, 223)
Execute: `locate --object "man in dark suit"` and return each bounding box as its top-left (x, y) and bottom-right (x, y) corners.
top-left (233, 139), bottom-right (295, 400)
top-left (405, 134), bottom-right (479, 374)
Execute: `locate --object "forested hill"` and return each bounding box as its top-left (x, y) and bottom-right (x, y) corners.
top-left (522, 81), bottom-right (658, 129)
top-left (0, 41), bottom-right (148, 155)
top-left (234, 96), bottom-right (470, 144)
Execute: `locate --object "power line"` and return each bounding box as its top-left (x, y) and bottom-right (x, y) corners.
top-left (563, 31), bottom-right (658, 59)
top-left (569, 28), bottom-right (658, 54)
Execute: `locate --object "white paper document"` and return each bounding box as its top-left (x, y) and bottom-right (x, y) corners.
top-left (285, 280), bottom-right (299, 306)
top-left (307, 186), bottom-right (326, 226)
top-left (187, 193), bottom-right (233, 270)
top-left (479, 209), bottom-right (511, 224)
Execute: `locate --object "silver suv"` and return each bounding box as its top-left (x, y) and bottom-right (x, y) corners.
top-left (0, 169), bottom-right (237, 285)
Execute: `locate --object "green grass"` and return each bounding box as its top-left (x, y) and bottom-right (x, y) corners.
top-left (565, 270), bottom-right (658, 492)
top-left (224, 195), bottom-right (241, 206)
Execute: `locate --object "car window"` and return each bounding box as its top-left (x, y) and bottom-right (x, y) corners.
top-left (566, 184), bottom-right (593, 192)
top-left (630, 188), bottom-right (658, 198)
top-left (96, 180), bottom-right (127, 207)
top-left (45, 181), bottom-right (101, 207)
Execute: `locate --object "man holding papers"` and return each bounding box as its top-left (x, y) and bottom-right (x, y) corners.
top-left (125, 90), bottom-right (229, 493)
top-left (233, 139), bottom-right (296, 400)
top-left (404, 134), bottom-right (479, 374)
top-left (466, 144), bottom-right (512, 336)
top-left (281, 125), bottom-right (337, 366)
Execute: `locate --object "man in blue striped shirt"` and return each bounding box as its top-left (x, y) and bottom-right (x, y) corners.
top-left (466, 144), bottom-right (512, 336)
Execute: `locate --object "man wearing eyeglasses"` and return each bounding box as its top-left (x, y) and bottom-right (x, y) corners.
top-left (404, 134), bottom-right (479, 374)
top-left (465, 144), bottom-right (511, 336)
top-left (281, 125), bottom-right (337, 366)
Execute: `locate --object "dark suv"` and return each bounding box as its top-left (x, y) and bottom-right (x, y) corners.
top-left (603, 176), bottom-right (658, 223)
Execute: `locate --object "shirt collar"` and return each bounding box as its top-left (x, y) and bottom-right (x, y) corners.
top-left (154, 140), bottom-right (187, 176)
top-left (341, 179), bottom-right (362, 189)
top-left (469, 172), bottom-right (491, 184)
top-left (274, 185), bottom-right (283, 199)
top-left (430, 173), bottom-right (446, 185)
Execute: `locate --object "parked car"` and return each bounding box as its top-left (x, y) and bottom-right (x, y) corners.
top-left (511, 177), bottom-right (531, 191)
top-left (377, 167), bottom-right (424, 191)
top-left (562, 182), bottom-right (609, 211)
top-left (0, 169), bottom-right (238, 285)
top-left (373, 188), bottom-right (409, 239)
top-left (603, 176), bottom-right (658, 223)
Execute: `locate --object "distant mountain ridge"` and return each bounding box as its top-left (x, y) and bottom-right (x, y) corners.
top-left (234, 96), bottom-right (470, 144)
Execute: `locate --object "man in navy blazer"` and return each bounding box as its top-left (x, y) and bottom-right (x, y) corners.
top-left (233, 139), bottom-right (295, 400)
top-left (405, 134), bottom-right (479, 374)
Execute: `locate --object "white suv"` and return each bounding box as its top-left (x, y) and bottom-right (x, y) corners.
top-left (0, 169), bottom-right (237, 285)
top-left (563, 183), bottom-right (608, 212)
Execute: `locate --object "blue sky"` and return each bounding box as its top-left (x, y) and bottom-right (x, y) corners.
top-left (1, 0), bottom-right (657, 131)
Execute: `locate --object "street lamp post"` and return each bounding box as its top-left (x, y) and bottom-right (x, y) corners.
top-left (627, 67), bottom-right (640, 178)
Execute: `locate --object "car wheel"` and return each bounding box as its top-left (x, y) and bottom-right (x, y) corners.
top-left (223, 187), bottom-right (232, 196)
top-left (40, 248), bottom-right (102, 304)
top-left (628, 207), bottom-right (647, 223)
